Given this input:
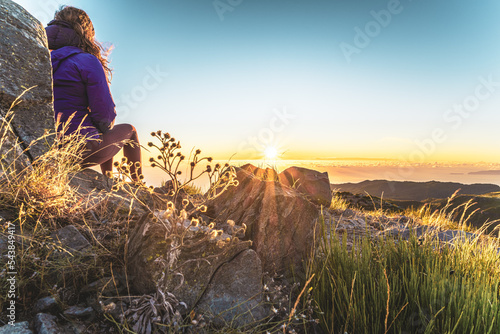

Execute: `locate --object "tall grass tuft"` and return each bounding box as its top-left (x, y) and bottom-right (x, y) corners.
top-left (309, 214), bottom-right (500, 334)
top-left (0, 112), bottom-right (90, 221)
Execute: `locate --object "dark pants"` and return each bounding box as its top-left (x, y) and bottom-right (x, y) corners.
top-left (81, 124), bottom-right (142, 181)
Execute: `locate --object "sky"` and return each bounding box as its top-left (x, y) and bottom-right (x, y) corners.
top-left (13, 0), bottom-right (500, 164)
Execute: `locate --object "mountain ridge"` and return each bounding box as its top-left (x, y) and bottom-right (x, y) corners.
top-left (331, 179), bottom-right (500, 201)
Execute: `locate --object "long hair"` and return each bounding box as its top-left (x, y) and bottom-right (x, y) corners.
top-left (54, 6), bottom-right (112, 82)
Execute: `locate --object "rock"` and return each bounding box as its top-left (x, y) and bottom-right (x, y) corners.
top-left (33, 296), bottom-right (58, 314)
top-left (196, 249), bottom-right (268, 328)
top-left (0, 0), bottom-right (55, 159)
top-left (240, 163), bottom-right (278, 181)
top-left (68, 169), bottom-right (112, 196)
top-left (437, 230), bottom-right (476, 243)
top-left (63, 305), bottom-right (94, 319)
top-left (50, 225), bottom-right (90, 257)
top-left (34, 313), bottom-right (60, 334)
top-left (127, 214), bottom-right (252, 311)
top-left (0, 322), bottom-right (33, 334)
top-left (278, 166), bottom-right (332, 207)
top-left (208, 165), bottom-right (320, 278)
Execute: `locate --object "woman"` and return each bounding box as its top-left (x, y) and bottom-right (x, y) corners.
top-left (45, 6), bottom-right (142, 181)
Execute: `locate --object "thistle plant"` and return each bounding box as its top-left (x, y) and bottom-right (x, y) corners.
top-left (147, 130), bottom-right (237, 201)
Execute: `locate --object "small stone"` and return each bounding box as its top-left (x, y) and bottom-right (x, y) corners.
top-left (33, 296), bottom-right (58, 314)
top-left (63, 305), bottom-right (94, 319)
top-left (34, 313), bottom-right (60, 334)
top-left (0, 321), bottom-right (33, 334)
top-left (50, 225), bottom-right (90, 257)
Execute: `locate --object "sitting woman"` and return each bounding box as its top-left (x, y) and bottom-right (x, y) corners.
top-left (45, 6), bottom-right (142, 181)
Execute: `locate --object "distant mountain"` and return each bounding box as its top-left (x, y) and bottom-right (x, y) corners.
top-left (331, 180), bottom-right (500, 201)
top-left (469, 170), bottom-right (500, 175)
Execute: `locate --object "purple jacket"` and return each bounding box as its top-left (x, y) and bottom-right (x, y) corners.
top-left (45, 20), bottom-right (116, 139)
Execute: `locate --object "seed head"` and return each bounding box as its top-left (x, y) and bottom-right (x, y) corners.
top-left (113, 161), bottom-right (119, 167)
top-left (207, 157), bottom-right (213, 162)
top-left (135, 162), bottom-right (141, 168)
top-left (149, 157), bottom-right (155, 163)
top-left (150, 132), bottom-right (156, 137)
top-left (164, 132), bottom-right (170, 139)
top-left (147, 142), bottom-right (154, 147)
top-left (177, 171), bottom-right (182, 175)
top-left (156, 130), bottom-right (162, 136)
top-left (157, 155), bottom-right (162, 160)
top-left (195, 149), bottom-right (201, 155)
top-left (190, 162), bottom-right (195, 167)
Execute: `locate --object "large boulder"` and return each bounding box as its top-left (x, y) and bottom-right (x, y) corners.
top-left (208, 165), bottom-right (320, 277)
top-left (278, 166), bottom-right (332, 207)
top-left (0, 0), bottom-right (54, 160)
top-left (126, 214), bottom-right (254, 311)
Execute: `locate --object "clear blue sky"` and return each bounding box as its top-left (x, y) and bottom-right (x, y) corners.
top-left (14, 0), bottom-right (500, 163)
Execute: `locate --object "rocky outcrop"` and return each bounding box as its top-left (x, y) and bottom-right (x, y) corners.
top-left (209, 165), bottom-right (320, 277)
top-left (279, 166), bottom-right (332, 206)
top-left (0, 0), bottom-right (54, 160)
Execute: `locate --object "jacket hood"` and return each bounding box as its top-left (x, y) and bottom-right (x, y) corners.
top-left (45, 20), bottom-right (81, 50)
top-left (50, 46), bottom-right (84, 74)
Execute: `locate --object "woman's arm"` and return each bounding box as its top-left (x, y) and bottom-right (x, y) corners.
top-left (79, 54), bottom-right (116, 134)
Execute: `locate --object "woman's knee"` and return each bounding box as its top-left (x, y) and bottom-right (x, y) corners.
top-left (113, 123), bottom-right (135, 134)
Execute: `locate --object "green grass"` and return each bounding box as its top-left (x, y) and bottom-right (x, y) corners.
top-left (309, 215), bottom-right (500, 334)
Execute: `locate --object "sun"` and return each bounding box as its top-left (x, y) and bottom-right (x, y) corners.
top-left (264, 146), bottom-right (278, 160)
